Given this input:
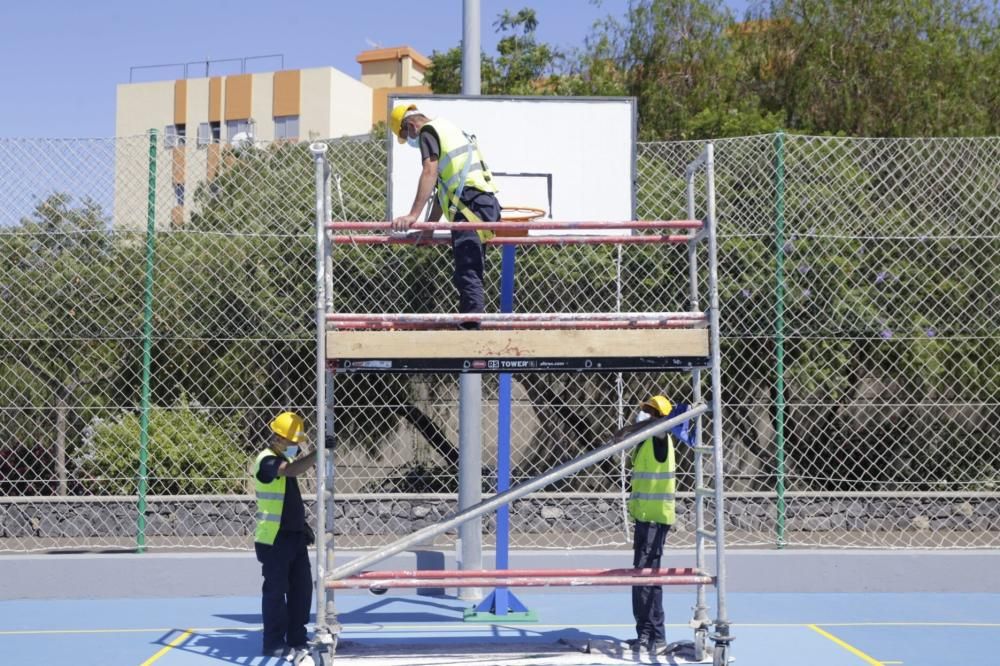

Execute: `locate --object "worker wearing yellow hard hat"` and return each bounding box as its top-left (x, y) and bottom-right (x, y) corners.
top-left (390, 103), bottom-right (501, 325)
top-left (253, 411), bottom-right (333, 661)
top-left (627, 395), bottom-right (677, 654)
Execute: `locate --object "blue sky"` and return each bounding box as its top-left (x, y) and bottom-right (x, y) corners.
top-left (0, 0), bottom-right (750, 139)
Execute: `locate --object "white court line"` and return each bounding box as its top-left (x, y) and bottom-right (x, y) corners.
top-left (2, 620), bottom-right (999, 636)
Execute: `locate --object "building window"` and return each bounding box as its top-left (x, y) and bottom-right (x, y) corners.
top-left (274, 115), bottom-right (300, 142)
top-left (226, 119), bottom-right (254, 143)
top-left (197, 122), bottom-right (221, 147)
top-left (174, 183), bottom-right (185, 206)
top-left (164, 124), bottom-right (186, 149)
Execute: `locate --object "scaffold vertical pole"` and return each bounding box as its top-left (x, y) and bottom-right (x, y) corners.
top-left (704, 143), bottom-right (732, 662)
top-left (686, 153), bottom-right (711, 658)
top-left (310, 143), bottom-right (337, 652)
top-left (321, 150), bottom-right (339, 630)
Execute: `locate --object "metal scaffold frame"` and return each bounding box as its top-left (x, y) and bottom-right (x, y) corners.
top-left (307, 142), bottom-right (731, 664)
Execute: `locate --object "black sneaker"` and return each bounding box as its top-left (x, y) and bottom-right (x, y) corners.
top-left (290, 647), bottom-right (315, 665)
top-left (261, 646), bottom-right (290, 659)
top-left (626, 636), bottom-right (651, 651)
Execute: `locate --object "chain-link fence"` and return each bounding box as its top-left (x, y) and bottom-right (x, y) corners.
top-left (1, 132), bottom-right (997, 553)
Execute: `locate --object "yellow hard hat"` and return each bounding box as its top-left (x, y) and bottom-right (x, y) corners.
top-left (640, 395), bottom-right (673, 417)
top-left (390, 104), bottom-right (418, 144)
top-left (269, 411), bottom-right (306, 443)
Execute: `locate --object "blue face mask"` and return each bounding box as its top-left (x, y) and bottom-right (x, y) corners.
top-left (285, 446), bottom-right (298, 458)
top-left (635, 411), bottom-right (652, 424)
top-left (406, 134), bottom-right (419, 149)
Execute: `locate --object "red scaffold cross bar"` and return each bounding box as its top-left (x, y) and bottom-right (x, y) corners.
top-left (326, 311), bottom-right (707, 331)
top-left (332, 234), bottom-right (695, 246)
top-left (328, 220), bottom-right (703, 232)
top-left (326, 567), bottom-right (714, 591)
top-left (328, 218), bottom-right (702, 246)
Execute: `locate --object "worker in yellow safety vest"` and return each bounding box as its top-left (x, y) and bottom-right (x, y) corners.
top-left (390, 103), bottom-right (502, 326)
top-left (254, 411), bottom-right (332, 662)
top-left (627, 395), bottom-right (677, 654)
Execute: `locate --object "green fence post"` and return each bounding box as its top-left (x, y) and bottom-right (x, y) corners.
top-left (137, 129), bottom-right (158, 552)
top-left (773, 131), bottom-right (787, 549)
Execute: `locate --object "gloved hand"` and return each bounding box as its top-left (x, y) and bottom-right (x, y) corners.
top-left (324, 435), bottom-right (336, 450)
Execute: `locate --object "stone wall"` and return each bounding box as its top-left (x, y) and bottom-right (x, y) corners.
top-left (3, 496), bottom-right (999, 542)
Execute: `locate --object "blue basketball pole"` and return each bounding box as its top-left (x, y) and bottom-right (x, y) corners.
top-left (466, 244), bottom-right (536, 622)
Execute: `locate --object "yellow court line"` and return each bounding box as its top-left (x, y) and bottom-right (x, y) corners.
top-left (139, 628), bottom-right (193, 666)
top-left (808, 624), bottom-right (885, 666)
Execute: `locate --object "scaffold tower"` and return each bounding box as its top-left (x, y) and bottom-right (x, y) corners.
top-left (307, 142), bottom-right (732, 665)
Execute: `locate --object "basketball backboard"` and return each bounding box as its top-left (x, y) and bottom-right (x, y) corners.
top-left (387, 95), bottom-right (635, 233)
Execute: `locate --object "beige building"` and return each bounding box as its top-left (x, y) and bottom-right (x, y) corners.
top-left (114, 47), bottom-right (431, 229)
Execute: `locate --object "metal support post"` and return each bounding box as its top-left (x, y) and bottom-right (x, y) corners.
top-left (458, 0), bottom-right (484, 603)
top-left (462, 0), bottom-right (481, 95)
top-left (469, 245), bottom-right (534, 621)
top-left (457, 373), bottom-right (483, 600)
top-left (773, 131), bottom-right (787, 549)
top-left (137, 129), bottom-right (158, 552)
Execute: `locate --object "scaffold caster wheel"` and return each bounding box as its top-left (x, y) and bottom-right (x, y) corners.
top-left (712, 643), bottom-right (730, 665)
top-left (311, 645), bottom-right (332, 666)
top-left (311, 632), bottom-right (338, 665)
top-left (693, 628), bottom-right (708, 661)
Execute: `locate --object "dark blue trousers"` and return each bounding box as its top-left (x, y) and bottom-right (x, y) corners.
top-left (255, 530), bottom-right (312, 652)
top-left (451, 189), bottom-right (500, 318)
top-left (632, 520), bottom-right (671, 642)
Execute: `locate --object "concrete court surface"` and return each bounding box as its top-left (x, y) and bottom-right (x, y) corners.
top-left (2, 548), bottom-right (998, 665)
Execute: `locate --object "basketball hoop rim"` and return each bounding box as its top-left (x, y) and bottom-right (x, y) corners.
top-left (500, 205), bottom-right (546, 222)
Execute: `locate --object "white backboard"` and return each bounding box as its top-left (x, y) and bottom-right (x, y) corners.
top-left (388, 96), bottom-right (635, 228)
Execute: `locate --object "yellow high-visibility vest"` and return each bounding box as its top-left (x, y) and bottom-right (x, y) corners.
top-left (422, 118), bottom-right (498, 222)
top-left (627, 435), bottom-right (677, 525)
top-left (254, 449), bottom-right (287, 545)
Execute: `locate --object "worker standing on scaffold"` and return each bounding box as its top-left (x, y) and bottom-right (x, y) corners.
top-left (628, 395), bottom-right (678, 654)
top-left (390, 104), bottom-right (501, 327)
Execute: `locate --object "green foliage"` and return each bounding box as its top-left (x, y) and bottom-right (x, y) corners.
top-left (426, 0), bottom-right (1000, 138)
top-left (748, 0), bottom-right (1000, 136)
top-left (577, 0), bottom-right (759, 139)
top-left (74, 401), bottom-right (246, 495)
top-left (427, 7), bottom-right (570, 95)
top-left (0, 194), bottom-right (141, 493)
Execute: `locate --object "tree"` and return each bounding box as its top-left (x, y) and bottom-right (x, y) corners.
top-left (426, 8), bottom-right (569, 95)
top-left (74, 401), bottom-right (245, 495)
top-left (0, 194), bottom-right (139, 494)
top-left (743, 0), bottom-right (1000, 136)
top-left (572, 0), bottom-right (782, 139)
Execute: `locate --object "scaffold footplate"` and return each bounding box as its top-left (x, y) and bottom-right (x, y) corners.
top-left (327, 328), bottom-right (710, 373)
top-left (328, 638), bottom-right (724, 664)
top-left (330, 355), bottom-right (709, 373)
